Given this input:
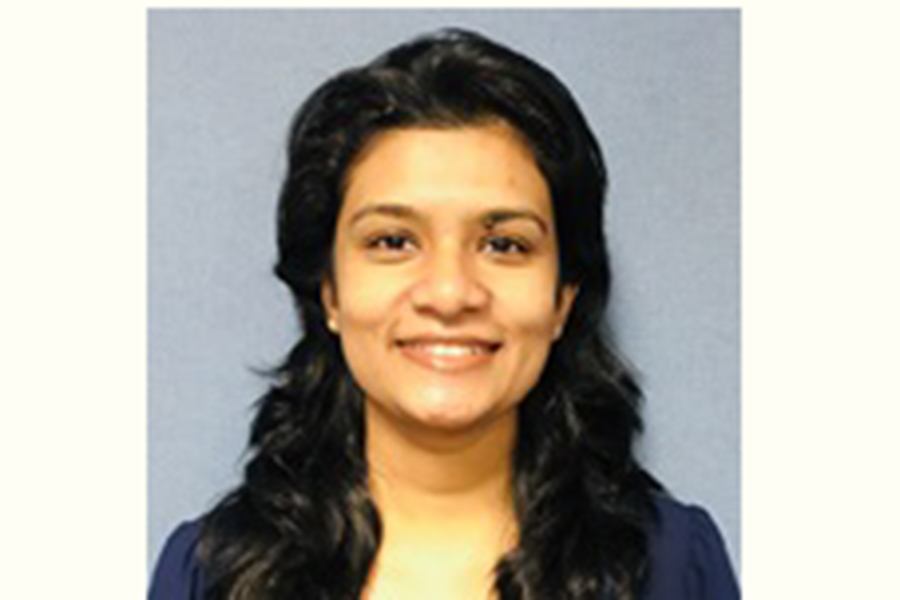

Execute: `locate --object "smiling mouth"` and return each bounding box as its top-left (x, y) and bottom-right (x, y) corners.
top-left (396, 339), bottom-right (502, 372)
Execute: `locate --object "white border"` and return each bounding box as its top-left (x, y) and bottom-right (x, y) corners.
top-left (3, 2), bottom-right (898, 597)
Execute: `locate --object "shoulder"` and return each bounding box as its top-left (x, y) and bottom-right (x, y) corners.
top-left (643, 494), bottom-right (740, 600)
top-left (148, 520), bottom-right (206, 600)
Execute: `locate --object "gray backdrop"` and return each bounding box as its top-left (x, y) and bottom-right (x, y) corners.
top-left (149, 8), bottom-right (740, 575)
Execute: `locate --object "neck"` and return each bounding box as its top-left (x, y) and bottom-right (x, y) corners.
top-left (365, 402), bottom-right (518, 541)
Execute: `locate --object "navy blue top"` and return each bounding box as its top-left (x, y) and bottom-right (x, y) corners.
top-left (149, 495), bottom-right (739, 599)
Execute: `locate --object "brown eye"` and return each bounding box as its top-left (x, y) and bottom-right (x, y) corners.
top-left (365, 232), bottom-right (417, 255)
top-left (376, 235), bottom-right (409, 250)
top-left (482, 235), bottom-right (531, 255)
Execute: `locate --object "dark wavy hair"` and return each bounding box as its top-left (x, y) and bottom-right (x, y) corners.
top-left (198, 28), bottom-right (660, 600)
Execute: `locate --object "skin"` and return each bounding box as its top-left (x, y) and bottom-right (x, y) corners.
top-left (321, 122), bottom-right (577, 599)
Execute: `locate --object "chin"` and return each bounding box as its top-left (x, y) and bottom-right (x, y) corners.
top-left (396, 391), bottom-right (515, 435)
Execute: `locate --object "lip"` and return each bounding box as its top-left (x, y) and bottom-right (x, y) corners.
top-left (395, 336), bottom-right (502, 373)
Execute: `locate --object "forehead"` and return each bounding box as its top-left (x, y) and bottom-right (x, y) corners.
top-left (341, 123), bottom-right (552, 220)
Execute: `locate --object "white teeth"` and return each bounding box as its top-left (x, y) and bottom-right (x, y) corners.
top-left (407, 343), bottom-right (489, 356)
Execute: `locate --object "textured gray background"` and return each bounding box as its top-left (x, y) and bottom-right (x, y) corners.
top-left (148, 9), bottom-right (740, 576)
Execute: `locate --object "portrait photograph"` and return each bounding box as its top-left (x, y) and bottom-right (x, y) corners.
top-left (148, 9), bottom-right (740, 599)
top-left (8, 3), bottom-right (900, 600)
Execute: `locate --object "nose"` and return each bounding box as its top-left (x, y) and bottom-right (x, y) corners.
top-left (409, 244), bottom-right (490, 319)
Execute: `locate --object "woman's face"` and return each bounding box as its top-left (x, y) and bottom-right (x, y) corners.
top-left (322, 123), bottom-right (576, 434)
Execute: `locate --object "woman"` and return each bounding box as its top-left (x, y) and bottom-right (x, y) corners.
top-left (150, 28), bottom-right (739, 600)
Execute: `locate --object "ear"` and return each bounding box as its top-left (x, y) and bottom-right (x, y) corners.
top-left (553, 284), bottom-right (578, 341)
top-left (320, 278), bottom-right (340, 334)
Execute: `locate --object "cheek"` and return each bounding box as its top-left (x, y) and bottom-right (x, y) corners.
top-left (334, 261), bottom-right (406, 329)
top-left (492, 273), bottom-right (564, 334)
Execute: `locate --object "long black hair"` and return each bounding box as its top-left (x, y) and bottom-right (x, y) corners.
top-left (198, 28), bottom-right (660, 600)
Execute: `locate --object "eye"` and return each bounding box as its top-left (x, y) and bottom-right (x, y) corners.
top-left (365, 232), bottom-right (417, 253)
top-left (482, 235), bottom-right (531, 255)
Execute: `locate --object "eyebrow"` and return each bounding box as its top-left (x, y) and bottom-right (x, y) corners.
top-left (348, 204), bottom-right (419, 227)
top-left (348, 203), bottom-right (549, 234)
top-left (482, 209), bottom-right (549, 234)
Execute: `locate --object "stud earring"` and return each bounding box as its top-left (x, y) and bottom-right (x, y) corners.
top-left (327, 318), bottom-right (339, 333)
